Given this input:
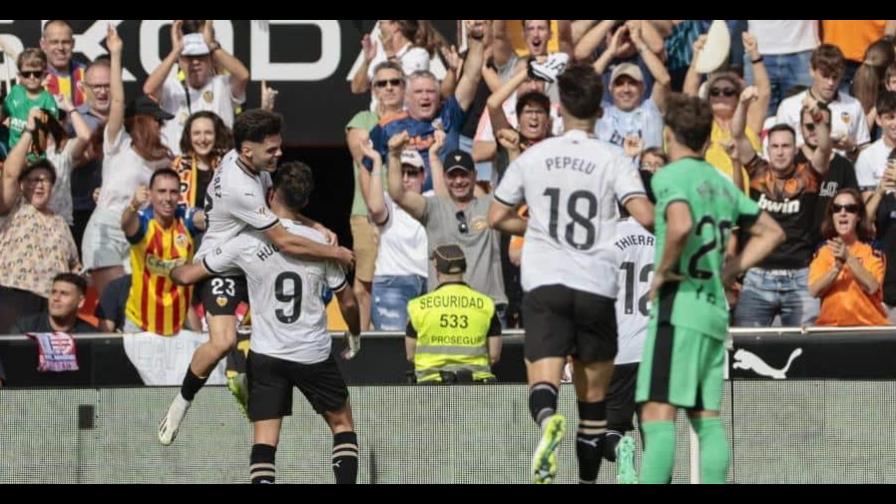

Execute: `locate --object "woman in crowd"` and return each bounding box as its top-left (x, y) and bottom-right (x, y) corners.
top-left (172, 111), bottom-right (232, 209)
top-left (684, 32), bottom-right (770, 192)
top-left (809, 188), bottom-right (890, 326)
top-left (0, 107), bottom-right (81, 333)
top-left (81, 26), bottom-right (173, 298)
top-left (851, 39), bottom-right (895, 133)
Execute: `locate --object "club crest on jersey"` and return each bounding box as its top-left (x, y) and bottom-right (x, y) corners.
top-left (216, 296), bottom-right (228, 307)
top-left (471, 216), bottom-right (489, 232)
top-left (203, 90), bottom-right (214, 103)
top-left (840, 111), bottom-right (851, 125)
top-left (175, 234), bottom-right (188, 248)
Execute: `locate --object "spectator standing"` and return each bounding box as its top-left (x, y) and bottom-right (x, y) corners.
top-left (143, 20), bottom-right (249, 154)
top-left (850, 40), bottom-right (894, 133)
top-left (361, 141), bottom-right (428, 332)
top-left (776, 44), bottom-right (870, 160)
top-left (121, 169), bottom-right (204, 335)
top-left (745, 21), bottom-right (819, 115)
top-left (172, 111), bottom-right (233, 209)
top-left (346, 61), bottom-right (408, 332)
top-left (809, 188), bottom-right (890, 326)
top-left (865, 149), bottom-right (896, 321)
top-left (0, 111), bottom-right (80, 333)
top-left (822, 20), bottom-right (896, 94)
top-left (40, 20), bottom-right (87, 107)
top-left (2, 48), bottom-right (59, 150)
top-left (856, 91), bottom-right (896, 202)
top-left (82, 26), bottom-right (173, 298)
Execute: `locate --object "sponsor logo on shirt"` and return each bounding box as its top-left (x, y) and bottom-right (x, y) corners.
top-left (757, 193), bottom-right (801, 214)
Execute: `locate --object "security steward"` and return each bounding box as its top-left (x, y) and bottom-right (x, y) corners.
top-left (405, 244), bottom-right (502, 383)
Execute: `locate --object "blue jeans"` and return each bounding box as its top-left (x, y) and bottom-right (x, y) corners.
top-left (371, 275), bottom-right (427, 331)
top-left (744, 50), bottom-right (813, 118)
top-left (733, 268), bottom-right (819, 327)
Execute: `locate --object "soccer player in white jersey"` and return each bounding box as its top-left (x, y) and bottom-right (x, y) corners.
top-left (171, 162), bottom-right (362, 484)
top-left (489, 63), bottom-right (655, 484)
top-left (604, 173), bottom-right (656, 484)
top-left (158, 109), bottom-right (355, 446)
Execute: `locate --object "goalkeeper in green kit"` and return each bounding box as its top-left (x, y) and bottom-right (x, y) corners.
top-left (635, 94), bottom-right (784, 484)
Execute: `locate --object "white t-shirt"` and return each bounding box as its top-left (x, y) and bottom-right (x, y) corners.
top-left (855, 137), bottom-right (896, 191)
top-left (195, 149), bottom-right (277, 264)
top-left (46, 140), bottom-right (78, 225)
top-left (373, 194), bottom-right (428, 278)
top-left (775, 89), bottom-right (870, 153)
top-left (494, 129), bottom-right (647, 297)
top-left (159, 74), bottom-right (246, 155)
top-left (613, 217), bottom-right (655, 365)
top-left (204, 220), bottom-right (346, 364)
top-left (747, 21), bottom-right (819, 55)
top-left (595, 98), bottom-right (664, 151)
top-left (97, 127), bottom-right (168, 214)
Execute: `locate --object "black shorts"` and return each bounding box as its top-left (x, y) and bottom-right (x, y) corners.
top-left (247, 350), bottom-right (349, 421)
top-left (199, 275), bottom-right (249, 316)
top-left (522, 284), bottom-right (617, 363)
top-left (607, 362), bottom-right (639, 433)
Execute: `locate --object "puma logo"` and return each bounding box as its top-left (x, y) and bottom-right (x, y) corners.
top-left (332, 460), bottom-right (342, 469)
top-left (732, 348), bottom-right (803, 379)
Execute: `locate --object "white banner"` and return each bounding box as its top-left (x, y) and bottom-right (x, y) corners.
top-left (122, 330), bottom-right (227, 386)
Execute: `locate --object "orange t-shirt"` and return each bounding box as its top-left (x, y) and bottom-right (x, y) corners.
top-left (822, 20), bottom-right (888, 62)
top-left (809, 241), bottom-right (890, 326)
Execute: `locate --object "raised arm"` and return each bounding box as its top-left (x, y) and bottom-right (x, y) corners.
top-left (638, 19), bottom-right (667, 55)
top-left (571, 20), bottom-right (599, 44)
top-left (556, 20), bottom-right (575, 59)
top-left (143, 20), bottom-right (182, 100)
top-left (120, 185), bottom-right (148, 237)
top-left (106, 24), bottom-right (125, 146)
top-left (385, 131), bottom-right (426, 220)
top-left (428, 129), bottom-right (450, 198)
top-left (593, 25), bottom-right (630, 76)
top-left (0, 108), bottom-right (42, 214)
top-left (486, 65), bottom-right (529, 134)
top-left (203, 21), bottom-right (250, 100)
top-left (732, 86), bottom-right (761, 167)
top-left (742, 32), bottom-right (771, 135)
top-left (350, 34), bottom-right (377, 94)
top-left (683, 34), bottom-right (708, 97)
top-left (865, 164), bottom-right (896, 221)
top-left (455, 20), bottom-right (486, 111)
top-left (360, 138), bottom-right (387, 224)
top-left (58, 95), bottom-right (91, 161)
top-left (574, 20), bottom-right (616, 62)
top-left (805, 101), bottom-right (833, 175)
top-left (629, 21), bottom-right (671, 112)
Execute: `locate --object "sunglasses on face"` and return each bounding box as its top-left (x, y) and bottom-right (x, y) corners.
top-left (709, 87), bottom-right (737, 98)
top-left (402, 168), bottom-right (423, 178)
top-left (20, 70), bottom-right (44, 79)
top-left (455, 211), bottom-right (468, 234)
top-left (831, 203), bottom-right (860, 214)
top-left (374, 78), bottom-right (403, 88)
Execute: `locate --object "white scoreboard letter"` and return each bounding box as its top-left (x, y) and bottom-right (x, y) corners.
top-left (251, 20), bottom-right (340, 81)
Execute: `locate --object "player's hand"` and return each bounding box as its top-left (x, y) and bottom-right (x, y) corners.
top-left (333, 246), bottom-right (355, 269)
top-left (649, 269), bottom-right (685, 301)
top-left (341, 331), bottom-right (361, 360)
top-left (313, 222), bottom-right (339, 246)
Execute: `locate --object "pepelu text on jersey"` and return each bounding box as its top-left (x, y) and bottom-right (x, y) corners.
top-left (418, 295), bottom-right (485, 310)
top-left (545, 156), bottom-right (596, 174)
top-left (256, 242), bottom-right (281, 262)
top-left (757, 194), bottom-right (800, 214)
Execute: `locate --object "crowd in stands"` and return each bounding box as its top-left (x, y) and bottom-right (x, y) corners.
top-left (0, 19), bottom-right (894, 347)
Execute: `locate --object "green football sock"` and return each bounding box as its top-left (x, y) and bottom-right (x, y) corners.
top-left (689, 416), bottom-right (730, 484)
top-left (639, 420), bottom-right (675, 484)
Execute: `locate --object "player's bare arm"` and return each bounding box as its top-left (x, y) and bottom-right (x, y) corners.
top-left (649, 201), bottom-right (691, 300)
top-left (721, 211), bottom-right (785, 288)
top-left (622, 194), bottom-right (655, 231)
top-left (487, 199), bottom-right (527, 236)
top-left (264, 224), bottom-right (354, 269)
top-left (170, 261), bottom-right (213, 286)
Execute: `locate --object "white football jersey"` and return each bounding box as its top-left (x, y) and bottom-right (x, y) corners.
top-left (195, 150), bottom-right (277, 267)
top-left (613, 217), bottom-right (655, 365)
top-left (204, 220), bottom-right (346, 364)
top-left (494, 129), bottom-right (646, 297)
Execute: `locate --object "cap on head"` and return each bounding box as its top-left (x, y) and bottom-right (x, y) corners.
top-left (181, 33), bottom-right (211, 57)
top-left (610, 63), bottom-right (644, 84)
top-left (125, 95), bottom-right (175, 121)
top-left (400, 149), bottom-right (425, 169)
top-left (443, 149), bottom-right (475, 175)
top-left (432, 244), bottom-right (466, 275)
